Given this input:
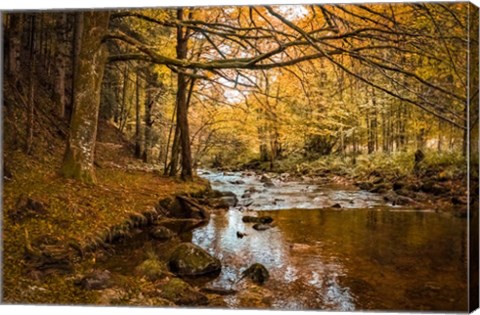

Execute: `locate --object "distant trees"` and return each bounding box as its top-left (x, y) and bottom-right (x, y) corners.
top-left (3, 2), bottom-right (476, 182)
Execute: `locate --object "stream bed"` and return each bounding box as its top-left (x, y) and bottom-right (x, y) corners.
top-left (192, 169), bottom-right (468, 311)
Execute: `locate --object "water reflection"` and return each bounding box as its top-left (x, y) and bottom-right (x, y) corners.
top-left (192, 208), bottom-right (468, 311)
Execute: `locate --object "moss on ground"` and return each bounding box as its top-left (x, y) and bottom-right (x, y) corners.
top-left (2, 147), bottom-right (209, 304)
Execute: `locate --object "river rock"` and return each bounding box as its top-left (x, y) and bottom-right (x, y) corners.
top-left (229, 179), bottom-right (245, 185)
top-left (241, 192), bottom-right (251, 199)
top-left (383, 192), bottom-right (416, 206)
top-left (242, 215), bottom-right (273, 224)
top-left (260, 174), bottom-right (272, 183)
top-left (155, 218), bottom-right (205, 234)
top-left (260, 175), bottom-right (275, 187)
top-left (393, 181), bottom-right (405, 191)
top-left (240, 263), bottom-right (269, 285)
top-left (150, 226), bottom-right (176, 241)
top-left (357, 182), bottom-right (374, 191)
top-left (395, 189), bottom-right (417, 198)
top-left (208, 196), bottom-right (238, 209)
top-left (252, 223), bottom-right (272, 231)
top-left (168, 242), bottom-right (221, 276)
top-left (246, 186), bottom-right (258, 193)
top-left (176, 196), bottom-right (210, 221)
top-left (370, 183), bottom-right (390, 193)
top-left (236, 231), bottom-right (247, 238)
top-left (420, 182), bottom-right (448, 195)
top-left (242, 198), bottom-right (255, 207)
top-left (157, 278), bottom-right (208, 306)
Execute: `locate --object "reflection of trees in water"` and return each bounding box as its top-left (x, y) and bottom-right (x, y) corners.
top-left (192, 200), bottom-right (467, 310)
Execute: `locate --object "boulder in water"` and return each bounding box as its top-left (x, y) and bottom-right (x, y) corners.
top-left (168, 242), bottom-right (221, 276)
top-left (252, 223), bottom-right (271, 231)
top-left (260, 174), bottom-right (272, 183)
top-left (240, 263), bottom-right (269, 285)
top-left (242, 215), bottom-right (273, 224)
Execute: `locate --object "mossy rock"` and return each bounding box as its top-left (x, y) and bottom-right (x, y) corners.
top-left (237, 283), bottom-right (273, 308)
top-left (150, 226), bottom-right (176, 241)
top-left (241, 263), bottom-right (269, 285)
top-left (135, 258), bottom-right (168, 281)
top-left (168, 242), bottom-right (221, 276)
top-left (242, 216), bottom-right (273, 224)
top-left (158, 277), bottom-right (208, 306)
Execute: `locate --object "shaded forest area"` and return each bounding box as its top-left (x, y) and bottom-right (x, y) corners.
top-left (1, 3), bottom-right (479, 309)
top-left (3, 4), bottom-right (478, 181)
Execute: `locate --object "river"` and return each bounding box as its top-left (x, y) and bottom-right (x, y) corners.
top-left (192, 169), bottom-right (468, 311)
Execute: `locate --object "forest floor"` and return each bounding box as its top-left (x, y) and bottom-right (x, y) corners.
top-left (2, 117), bottom-right (210, 305)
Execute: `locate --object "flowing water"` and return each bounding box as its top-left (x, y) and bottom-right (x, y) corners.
top-left (192, 169), bottom-right (468, 311)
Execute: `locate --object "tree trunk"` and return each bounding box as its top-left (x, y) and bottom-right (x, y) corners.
top-left (143, 74), bottom-right (155, 163)
top-left (175, 8), bottom-right (193, 180)
top-left (119, 65), bottom-right (129, 133)
top-left (134, 71), bottom-right (142, 158)
top-left (70, 12), bottom-right (84, 118)
top-left (168, 76), bottom-right (196, 175)
top-left (25, 15), bottom-right (36, 155)
top-left (55, 13), bottom-right (67, 119)
top-left (61, 11), bottom-right (110, 184)
top-left (164, 102), bottom-right (177, 174)
top-left (7, 14), bottom-right (23, 82)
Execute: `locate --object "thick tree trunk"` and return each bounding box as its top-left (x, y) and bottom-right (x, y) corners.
top-left (61, 12), bottom-right (110, 184)
top-left (168, 76), bottom-right (196, 175)
top-left (175, 8), bottom-right (193, 180)
top-left (70, 12), bottom-right (84, 118)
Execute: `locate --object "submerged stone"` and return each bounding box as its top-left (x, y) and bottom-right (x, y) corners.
top-left (242, 215), bottom-right (273, 224)
top-left (168, 242), bottom-right (221, 276)
top-left (252, 223), bottom-right (271, 231)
